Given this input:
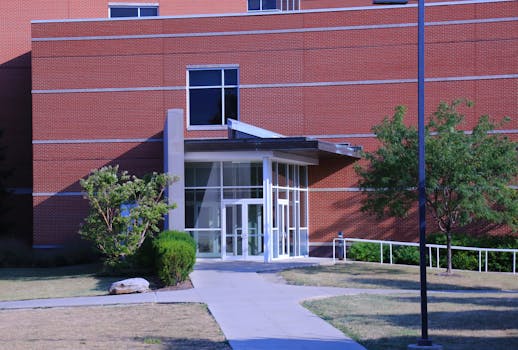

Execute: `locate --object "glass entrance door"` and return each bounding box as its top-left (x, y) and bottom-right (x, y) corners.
top-left (223, 200), bottom-right (263, 259)
top-left (224, 203), bottom-right (243, 257)
top-left (278, 199), bottom-right (289, 258)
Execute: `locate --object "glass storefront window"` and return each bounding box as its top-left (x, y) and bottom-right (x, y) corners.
top-left (223, 188), bottom-right (263, 199)
top-left (185, 189), bottom-right (221, 228)
top-left (188, 230), bottom-right (221, 257)
top-left (278, 163), bottom-right (287, 187)
top-left (288, 164), bottom-right (295, 187)
top-left (185, 162), bottom-right (221, 187)
top-left (299, 190), bottom-right (308, 227)
top-left (299, 166), bottom-right (308, 188)
top-left (223, 162), bottom-right (262, 186)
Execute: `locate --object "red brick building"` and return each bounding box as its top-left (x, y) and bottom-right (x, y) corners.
top-left (2, 0), bottom-right (250, 244)
top-left (5, 0), bottom-right (518, 258)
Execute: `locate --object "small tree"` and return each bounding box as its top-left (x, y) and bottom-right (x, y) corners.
top-left (80, 165), bottom-right (176, 267)
top-left (356, 100), bottom-right (517, 274)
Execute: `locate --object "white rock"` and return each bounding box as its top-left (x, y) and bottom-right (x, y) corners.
top-left (109, 277), bottom-right (150, 295)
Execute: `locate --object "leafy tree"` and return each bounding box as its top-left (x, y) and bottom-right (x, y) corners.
top-left (79, 165), bottom-right (176, 268)
top-left (355, 100), bottom-right (518, 274)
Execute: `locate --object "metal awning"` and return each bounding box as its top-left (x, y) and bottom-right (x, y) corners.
top-left (184, 119), bottom-right (362, 162)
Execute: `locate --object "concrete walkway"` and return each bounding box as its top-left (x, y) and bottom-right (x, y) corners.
top-left (0, 258), bottom-right (410, 350)
top-left (192, 259), bottom-right (370, 350)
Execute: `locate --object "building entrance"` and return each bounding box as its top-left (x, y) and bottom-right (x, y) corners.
top-left (184, 160), bottom-right (309, 261)
top-left (223, 200), bottom-right (264, 259)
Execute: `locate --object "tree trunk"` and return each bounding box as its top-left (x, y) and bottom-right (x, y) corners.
top-left (446, 230), bottom-right (453, 275)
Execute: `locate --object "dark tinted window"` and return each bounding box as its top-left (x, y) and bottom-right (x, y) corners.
top-left (140, 7), bottom-right (158, 16)
top-left (248, 0), bottom-right (279, 10)
top-left (224, 88), bottom-right (238, 123)
top-left (188, 68), bottom-right (238, 126)
top-left (263, 0), bottom-right (278, 10)
top-left (224, 69), bottom-right (238, 85)
top-left (110, 6), bottom-right (158, 18)
top-left (190, 89), bottom-right (222, 125)
top-left (110, 7), bottom-right (138, 17)
top-left (248, 0), bottom-right (260, 10)
top-left (190, 70), bottom-right (221, 87)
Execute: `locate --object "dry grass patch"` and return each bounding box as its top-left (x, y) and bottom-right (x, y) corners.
top-left (0, 303), bottom-right (230, 350)
top-left (304, 292), bottom-right (518, 350)
top-left (0, 264), bottom-right (122, 301)
top-left (280, 262), bottom-right (518, 291)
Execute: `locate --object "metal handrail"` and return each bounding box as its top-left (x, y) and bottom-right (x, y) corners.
top-left (332, 237), bottom-right (517, 274)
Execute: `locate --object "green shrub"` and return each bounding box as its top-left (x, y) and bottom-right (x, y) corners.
top-left (347, 234), bottom-right (517, 272)
top-left (348, 242), bottom-right (389, 263)
top-left (0, 238), bottom-right (99, 267)
top-left (153, 231), bottom-right (196, 286)
top-left (428, 233), bottom-right (517, 271)
top-left (79, 166), bottom-right (175, 268)
top-left (132, 235), bottom-right (156, 271)
top-left (0, 238), bottom-right (33, 267)
top-left (158, 230), bottom-right (196, 252)
top-left (451, 251), bottom-right (479, 271)
top-left (393, 245), bottom-right (420, 265)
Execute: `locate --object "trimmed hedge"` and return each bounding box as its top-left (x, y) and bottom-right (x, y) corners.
top-left (158, 230), bottom-right (197, 252)
top-left (153, 230), bottom-right (196, 286)
top-left (347, 234), bottom-right (517, 272)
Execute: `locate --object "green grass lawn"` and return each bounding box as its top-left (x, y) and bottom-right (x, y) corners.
top-left (0, 265), bottom-right (230, 349)
top-left (280, 261), bottom-right (518, 350)
top-left (304, 292), bottom-right (518, 350)
top-left (280, 261), bottom-right (518, 291)
top-left (1, 303), bottom-right (230, 349)
top-left (0, 264), bottom-right (124, 301)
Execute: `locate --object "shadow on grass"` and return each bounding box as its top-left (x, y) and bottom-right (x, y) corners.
top-left (0, 264), bottom-right (103, 280)
top-left (358, 335), bottom-right (518, 350)
top-left (396, 294), bottom-right (518, 308)
top-left (348, 276), bottom-right (502, 291)
top-left (362, 309), bottom-right (518, 331)
top-left (294, 264), bottom-right (410, 276)
top-left (306, 293), bottom-right (518, 349)
top-left (131, 337), bottom-right (231, 350)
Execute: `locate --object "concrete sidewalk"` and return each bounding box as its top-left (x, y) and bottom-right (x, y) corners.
top-left (0, 258), bottom-right (406, 350)
top-left (191, 259), bottom-right (368, 350)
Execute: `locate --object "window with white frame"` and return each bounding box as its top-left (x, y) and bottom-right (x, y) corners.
top-left (248, 0), bottom-right (300, 11)
top-left (188, 68), bottom-right (238, 127)
top-left (109, 3), bottom-right (158, 18)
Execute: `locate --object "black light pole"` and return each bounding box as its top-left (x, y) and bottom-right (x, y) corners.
top-left (416, 0), bottom-right (432, 346)
top-left (373, 1), bottom-right (440, 346)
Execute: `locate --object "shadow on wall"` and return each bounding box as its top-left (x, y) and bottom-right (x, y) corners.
top-left (307, 156), bottom-right (513, 257)
top-left (0, 52), bottom-right (33, 244)
top-left (308, 156), bottom-right (420, 238)
top-left (32, 133), bottom-right (166, 247)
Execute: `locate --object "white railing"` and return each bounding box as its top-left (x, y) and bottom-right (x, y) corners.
top-left (332, 237), bottom-right (517, 274)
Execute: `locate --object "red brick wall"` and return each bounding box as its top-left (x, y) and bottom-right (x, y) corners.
top-left (1, 0), bottom-right (104, 242)
top-left (31, 1), bottom-right (518, 245)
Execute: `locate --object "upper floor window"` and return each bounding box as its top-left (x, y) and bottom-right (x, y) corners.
top-left (188, 68), bottom-right (239, 127)
top-left (248, 0), bottom-right (300, 11)
top-left (109, 3), bottom-right (158, 18)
